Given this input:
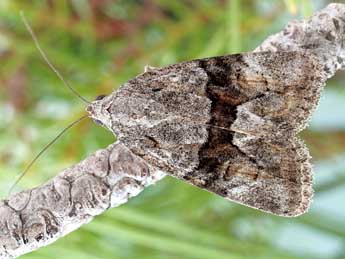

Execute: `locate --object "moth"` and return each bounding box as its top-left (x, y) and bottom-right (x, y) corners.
top-left (86, 51), bottom-right (325, 217)
top-left (17, 13), bottom-right (325, 217)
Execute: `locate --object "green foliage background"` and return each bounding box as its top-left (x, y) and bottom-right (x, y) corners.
top-left (0, 0), bottom-right (345, 258)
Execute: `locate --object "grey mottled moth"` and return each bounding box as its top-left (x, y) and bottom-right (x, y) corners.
top-left (17, 12), bottom-right (326, 217)
top-left (87, 52), bottom-right (325, 217)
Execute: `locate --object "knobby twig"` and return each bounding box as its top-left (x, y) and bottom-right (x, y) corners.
top-left (0, 143), bottom-right (165, 259)
top-left (1, 3), bottom-right (344, 258)
top-left (255, 3), bottom-right (345, 78)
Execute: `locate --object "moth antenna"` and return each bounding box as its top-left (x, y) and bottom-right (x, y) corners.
top-left (8, 115), bottom-right (88, 195)
top-left (20, 11), bottom-right (90, 104)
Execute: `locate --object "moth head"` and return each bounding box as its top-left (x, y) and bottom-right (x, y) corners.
top-left (86, 94), bottom-right (113, 131)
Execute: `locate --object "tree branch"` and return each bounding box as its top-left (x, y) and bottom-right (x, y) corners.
top-left (255, 3), bottom-right (345, 78)
top-left (0, 143), bottom-right (165, 259)
top-left (1, 3), bottom-right (344, 258)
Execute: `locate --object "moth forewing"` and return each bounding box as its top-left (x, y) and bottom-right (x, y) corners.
top-left (86, 51), bottom-right (325, 217)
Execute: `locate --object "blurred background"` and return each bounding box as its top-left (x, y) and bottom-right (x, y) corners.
top-left (0, 0), bottom-right (344, 258)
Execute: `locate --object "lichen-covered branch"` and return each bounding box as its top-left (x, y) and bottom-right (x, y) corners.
top-left (1, 3), bottom-right (344, 259)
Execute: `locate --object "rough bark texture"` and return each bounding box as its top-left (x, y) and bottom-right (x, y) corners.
top-left (1, 3), bottom-right (344, 258)
top-left (0, 143), bottom-right (165, 259)
top-left (255, 3), bottom-right (345, 78)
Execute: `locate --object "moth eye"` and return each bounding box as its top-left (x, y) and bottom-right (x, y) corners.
top-left (93, 118), bottom-right (104, 126)
top-left (95, 94), bottom-right (107, 101)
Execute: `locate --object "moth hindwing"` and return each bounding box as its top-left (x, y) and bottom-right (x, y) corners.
top-left (87, 51), bottom-right (325, 217)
